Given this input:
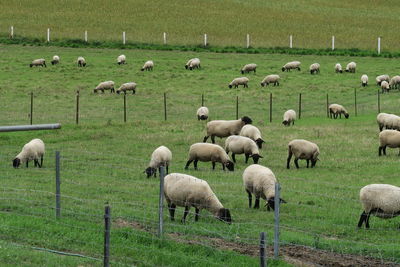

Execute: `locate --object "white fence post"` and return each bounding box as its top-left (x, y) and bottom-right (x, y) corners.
top-left (122, 31), bottom-right (126, 45)
top-left (204, 33), bottom-right (207, 47)
top-left (10, 26), bottom-right (14, 39)
top-left (289, 35), bottom-right (293, 48)
top-left (332, 36), bottom-right (335, 50)
top-left (246, 34), bottom-right (250, 48)
top-left (378, 37), bottom-right (381, 54)
top-left (47, 28), bottom-right (50, 42)
top-left (84, 30), bottom-right (88, 42)
top-left (163, 32), bottom-right (167, 45)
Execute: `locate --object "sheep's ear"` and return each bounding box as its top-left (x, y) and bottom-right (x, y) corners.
top-left (280, 198), bottom-right (287, 204)
top-left (258, 155), bottom-right (263, 158)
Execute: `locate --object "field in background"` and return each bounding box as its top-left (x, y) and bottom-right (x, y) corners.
top-left (1, 44), bottom-right (400, 266)
top-left (1, 0), bottom-right (400, 51)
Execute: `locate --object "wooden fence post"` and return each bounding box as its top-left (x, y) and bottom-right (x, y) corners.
top-left (326, 94), bottom-right (329, 118)
top-left (354, 88), bottom-right (357, 116)
top-left (298, 93), bottom-right (302, 119)
top-left (236, 96), bottom-right (239, 120)
top-left (30, 92), bottom-right (33, 125)
top-left (164, 93), bottom-right (167, 121)
top-left (104, 205), bottom-right (111, 267)
top-left (55, 151), bottom-right (61, 218)
top-left (76, 90), bottom-right (80, 124)
top-left (259, 232), bottom-right (266, 267)
top-left (269, 93), bottom-right (272, 123)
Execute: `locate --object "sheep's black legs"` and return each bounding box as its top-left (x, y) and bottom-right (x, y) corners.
top-left (26, 161), bottom-right (29, 168)
top-left (211, 136), bottom-right (216, 144)
top-left (246, 190), bottom-right (252, 208)
top-left (245, 154), bottom-right (249, 163)
top-left (365, 213), bottom-right (371, 228)
top-left (383, 146), bottom-right (387, 155)
top-left (168, 203), bottom-right (176, 221)
top-left (379, 146), bottom-right (384, 156)
top-left (203, 136), bottom-right (209, 142)
top-left (306, 159), bottom-right (310, 168)
top-left (181, 206), bottom-right (190, 223)
top-left (40, 156), bottom-right (43, 168)
top-left (185, 160), bottom-right (193, 169)
top-left (294, 158), bottom-right (300, 169)
top-left (166, 164), bottom-right (169, 174)
top-left (195, 208), bottom-right (200, 221)
top-left (254, 196), bottom-right (260, 209)
top-left (232, 154), bottom-right (236, 163)
top-left (287, 152), bottom-right (292, 169)
top-left (193, 160), bottom-right (198, 170)
top-left (357, 211), bottom-right (367, 228)
top-left (212, 162), bottom-right (216, 170)
top-left (34, 160), bottom-right (38, 167)
top-left (222, 163), bottom-right (225, 171)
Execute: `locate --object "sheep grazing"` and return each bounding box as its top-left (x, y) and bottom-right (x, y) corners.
top-left (93, 81), bottom-right (115, 93)
top-left (334, 63), bottom-right (343, 73)
top-left (309, 63), bottom-right (320, 74)
top-left (282, 109), bottom-right (296, 126)
top-left (378, 130), bottom-right (400, 156)
top-left (239, 124), bottom-right (265, 149)
top-left (77, 56), bottom-right (86, 67)
top-left (196, 106), bottom-right (209, 121)
top-left (243, 164), bottom-right (286, 210)
top-left (184, 143), bottom-right (234, 171)
top-left (358, 184), bottom-right (400, 229)
top-left (228, 77), bottom-right (249, 88)
top-left (345, 62), bottom-right (356, 73)
top-left (377, 113), bottom-right (400, 131)
top-left (241, 63), bottom-right (257, 74)
top-left (361, 74), bottom-right (368, 87)
top-left (381, 81), bottom-right (390, 93)
top-left (30, 59), bottom-right (46, 68)
top-left (51, 55), bottom-right (60, 65)
top-left (329, 104), bottom-right (349, 119)
top-left (203, 116), bottom-right (253, 143)
top-left (281, 61), bottom-right (301, 72)
top-left (185, 58), bottom-right (200, 70)
top-left (116, 82), bottom-right (136, 94)
top-left (376, 74), bottom-right (390, 86)
top-left (141, 60), bottom-right (154, 71)
top-left (260, 75), bottom-right (280, 87)
top-left (145, 146), bottom-right (172, 178)
top-left (225, 135), bottom-right (263, 164)
top-left (389, 75), bottom-right (400, 90)
top-left (164, 173), bottom-right (232, 224)
top-left (287, 139), bottom-right (319, 169)
top-left (117, 54), bottom-right (126, 65)
top-left (13, 139), bottom-right (45, 168)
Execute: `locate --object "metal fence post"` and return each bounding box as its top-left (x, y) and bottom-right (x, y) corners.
top-left (76, 90), bottom-right (80, 124)
top-left (201, 94), bottom-right (204, 106)
top-left (158, 166), bottom-right (165, 238)
top-left (298, 93), bottom-right (302, 119)
top-left (104, 205), bottom-right (111, 267)
top-left (260, 232), bottom-right (266, 267)
top-left (164, 93), bottom-right (167, 121)
top-left (269, 93), bottom-right (272, 123)
top-left (378, 90), bottom-right (381, 113)
top-left (326, 93), bottom-right (329, 118)
top-left (30, 92), bottom-right (33, 125)
top-left (236, 96), bottom-right (239, 120)
top-left (354, 88), bottom-right (357, 116)
top-left (274, 183), bottom-right (281, 259)
top-left (123, 92), bottom-right (127, 123)
top-left (55, 151), bottom-right (61, 218)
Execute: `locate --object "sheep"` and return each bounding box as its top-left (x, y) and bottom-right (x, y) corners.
top-left (185, 58), bottom-right (200, 70)
top-left (243, 164), bottom-right (286, 210)
top-left (203, 116), bottom-right (253, 143)
top-left (378, 130), bottom-right (400, 156)
top-left (334, 63), bottom-right (343, 73)
top-left (361, 74), bottom-right (368, 87)
top-left (239, 125), bottom-right (265, 149)
top-left (228, 77), bottom-right (249, 88)
top-left (381, 81), bottom-right (390, 93)
top-left (376, 74), bottom-right (390, 86)
top-left (141, 60), bottom-right (154, 71)
top-left (196, 106), bottom-right (209, 121)
top-left (30, 59), bottom-right (46, 68)
top-left (260, 75), bottom-right (280, 87)
top-left (287, 139), bottom-right (319, 169)
top-left (241, 63), bottom-right (257, 74)
top-left (93, 81), bottom-right (115, 93)
top-left (116, 82), bottom-right (136, 94)
top-left (377, 113), bottom-right (400, 131)
top-left (51, 55), bottom-right (60, 65)
top-left (282, 109), bottom-right (296, 126)
top-left (329, 104), bottom-right (349, 119)
top-left (357, 184), bottom-right (400, 229)
top-left (225, 135), bottom-right (263, 164)
top-left (389, 75), bottom-right (400, 90)
top-left (145, 146), bottom-right (172, 178)
top-left (309, 63), bottom-right (320, 74)
top-left (164, 173), bottom-right (232, 224)
top-left (281, 61), bottom-right (301, 72)
top-left (345, 62), bottom-right (356, 73)
top-left (13, 139), bottom-right (45, 168)
top-left (77, 56), bottom-right (86, 67)
top-left (185, 58), bottom-right (194, 69)
top-left (184, 143), bottom-right (234, 171)
top-left (117, 54), bottom-right (126, 65)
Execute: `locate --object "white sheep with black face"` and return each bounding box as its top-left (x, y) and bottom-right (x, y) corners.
top-left (282, 109), bottom-right (296, 126)
top-left (345, 62), bottom-right (356, 73)
top-left (93, 81), bottom-right (115, 93)
top-left (329, 104), bottom-right (349, 119)
top-left (334, 63), bottom-right (342, 73)
top-left (145, 146), bottom-right (172, 178)
top-left (30, 59), bottom-right (46, 68)
top-left (309, 63), bottom-right (320, 74)
top-left (225, 135), bottom-right (263, 164)
top-left (287, 139), bottom-right (319, 169)
top-left (260, 75), bottom-right (280, 87)
top-left (282, 61), bottom-right (301, 72)
top-left (378, 130), bottom-right (400, 156)
top-left (184, 143), bottom-right (234, 171)
top-left (117, 54), bottom-right (126, 65)
top-left (196, 107), bottom-right (209, 121)
top-left (77, 56), bottom-right (86, 67)
top-left (228, 77), bottom-right (249, 88)
top-left (239, 125), bottom-right (265, 149)
top-left (141, 60), bottom-right (154, 71)
top-left (361, 74), bottom-right (368, 87)
top-left (241, 63), bottom-right (257, 74)
top-left (13, 139), bottom-right (45, 168)
top-left (203, 116), bottom-right (252, 143)
top-left (51, 55), bottom-right (60, 65)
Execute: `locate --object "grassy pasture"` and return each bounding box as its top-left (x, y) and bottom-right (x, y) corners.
top-left (1, 44), bottom-right (400, 266)
top-left (1, 0), bottom-right (400, 51)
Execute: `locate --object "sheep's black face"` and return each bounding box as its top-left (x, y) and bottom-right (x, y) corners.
top-left (345, 114), bottom-right (349, 119)
top-left (267, 199), bottom-right (275, 211)
top-left (145, 167), bottom-right (155, 178)
top-left (241, 116), bottom-right (252, 125)
top-left (226, 161), bottom-right (234, 171)
top-left (13, 158), bottom-right (21, 168)
top-left (29, 64), bottom-right (33, 68)
top-left (260, 83), bottom-right (265, 87)
top-left (282, 120), bottom-right (288, 126)
top-left (255, 139), bottom-right (264, 149)
top-left (218, 208), bottom-right (232, 224)
top-left (200, 115), bottom-right (207, 120)
top-left (228, 85), bottom-right (232, 88)
top-left (251, 154), bottom-right (263, 164)
top-left (311, 159), bottom-right (317, 167)
top-left (241, 70), bottom-right (244, 74)
top-left (281, 67), bottom-right (285, 72)
top-left (83, 63), bottom-right (86, 67)
top-left (141, 68), bottom-right (144, 71)
top-left (339, 70), bottom-right (343, 73)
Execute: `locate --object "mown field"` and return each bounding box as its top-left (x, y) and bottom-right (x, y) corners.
top-left (1, 0), bottom-right (400, 51)
top-left (1, 44), bottom-right (400, 266)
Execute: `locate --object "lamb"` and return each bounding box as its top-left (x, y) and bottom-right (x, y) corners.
top-left (141, 60), bottom-right (154, 71)
top-left (282, 109), bottom-right (296, 126)
top-left (51, 55), bottom-right (60, 65)
top-left (228, 77), bottom-right (249, 88)
top-left (329, 104), bottom-right (349, 119)
top-left (381, 81), bottom-right (390, 93)
top-left (287, 139), bottom-right (319, 169)
top-left (164, 173), bottom-right (232, 224)
top-left (184, 143), bottom-right (234, 171)
top-left (13, 139), bottom-right (45, 168)
top-left (309, 63), bottom-right (320, 74)
top-left (145, 146), bottom-right (172, 177)
top-left (203, 116), bottom-right (253, 143)
top-left (30, 59), bottom-right (46, 68)
top-left (378, 130), bottom-right (400, 156)
top-left (196, 106), bottom-right (209, 121)
top-left (376, 74), bottom-right (390, 86)
top-left (281, 61), bottom-right (301, 72)
top-left (241, 63), bottom-right (257, 74)
top-left (239, 125), bottom-right (265, 149)
top-left (389, 75), bottom-right (400, 90)
top-left (77, 56), bottom-right (86, 67)
top-left (93, 81), bottom-right (115, 93)
top-left (117, 54), bottom-right (126, 65)
top-left (357, 184), bottom-right (400, 229)
top-left (225, 135), bottom-right (263, 164)
top-left (361, 74), bottom-right (368, 87)
top-left (377, 113), bottom-right (400, 131)
top-left (260, 75), bottom-right (280, 87)
top-left (345, 62), bottom-right (356, 73)
top-left (185, 58), bottom-right (200, 70)
top-left (243, 164), bottom-right (286, 210)
top-left (334, 63), bottom-right (343, 73)
top-left (116, 82), bottom-right (136, 94)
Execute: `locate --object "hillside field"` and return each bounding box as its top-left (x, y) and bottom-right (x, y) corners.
top-left (0, 44), bottom-right (400, 266)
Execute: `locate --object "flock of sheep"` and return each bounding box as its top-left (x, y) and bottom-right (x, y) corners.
top-left (26, 54), bottom-right (400, 229)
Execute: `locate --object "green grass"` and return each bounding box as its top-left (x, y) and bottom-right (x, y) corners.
top-left (0, 44), bottom-right (400, 265)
